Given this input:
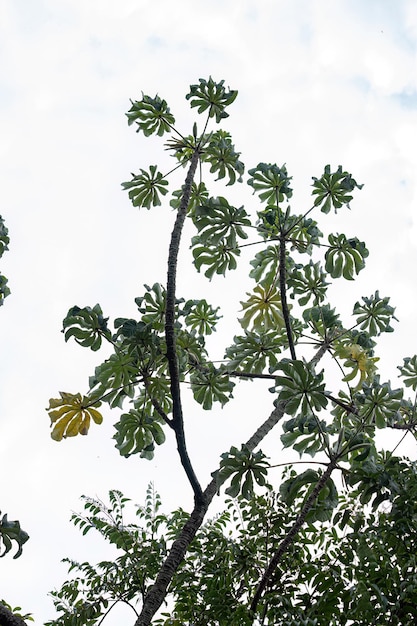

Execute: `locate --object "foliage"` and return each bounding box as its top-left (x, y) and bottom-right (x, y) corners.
top-left (46, 78), bottom-right (417, 626)
top-left (0, 512), bottom-right (29, 559)
top-left (0, 215), bottom-right (10, 305)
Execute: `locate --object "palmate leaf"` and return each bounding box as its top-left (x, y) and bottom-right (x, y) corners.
top-left (113, 408), bottom-right (166, 459)
top-left (186, 77), bottom-right (238, 122)
top-left (0, 215), bottom-right (9, 257)
top-left (398, 355), bottom-right (417, 391)
top-left (249, 245), bottom-right (280, 287)
top-left (281, 414), bottom-right (328, 458)
top-left (334, 343), bottom-right (379, 390)
top-left (202, 130), bottom-right (244, 185)
top-left (353, 291), bottom-right (397, 336)
top-left (126, 94), bottom-right (175, 136)
top-left (183, 299), bottom-right (221, 336)
top-left (192, 240), bottom-right (240, 279)
top-left (324, 234), bottom-right (369, 280)
top-left (63, 304), bottom-right (111, 351)
top-left (0, 274), bottom-right (10, 305)
top-left (248, 163), bottom-right (293, 204)
top-left (47, 392), bottom-right (103, 441)
top-left (288, 261), bottom-right (329, 306)
top-left (89, 352), bottom-right (139, 409)
top-left (273, 360), bottom-right (328, 416)
top-left (312, 164), bottom-right (363, 213)
top-left (170, 181), bottom-right (209, 214)
top-left (358, 378), bottom-right (403, 429)
top-left (0, 512), bottom-right (29, 559)
top-left (122, 165), bottom-right (169, 209)
top-left (239, 284), bottom-right (286, 332)
top-left (190, 364), bottom-right (234, 410)
top-left (192, 196), bottom-right (251, 246)
top-left (225, 329), bottom-right (287, 374)
top-left (215, 445), bottom-right (269, 499)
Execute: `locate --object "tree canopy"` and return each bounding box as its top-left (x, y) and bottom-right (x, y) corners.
top-left (29, 77), bottom-right (417, 624)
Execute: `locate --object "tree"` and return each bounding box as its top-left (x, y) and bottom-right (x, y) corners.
top-left (46, 78), bottom-right (417, 625)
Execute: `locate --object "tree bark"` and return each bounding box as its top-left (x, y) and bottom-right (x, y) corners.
top-left (0, 603), bottom-right (27, 626)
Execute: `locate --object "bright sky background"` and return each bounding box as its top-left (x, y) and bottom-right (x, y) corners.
top-left (1, 0), bottom-right (417, 623)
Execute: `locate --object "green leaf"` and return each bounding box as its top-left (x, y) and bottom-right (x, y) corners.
top-left (353, 291), bottom-right (397, 336)
top-left (183, 299), bottom-right (221, 336)
top-left (398, 355), bottom-right (417, 391)
top-left (0, 513), bottom-right (29, 559)
top-left (62, 304), bottom-right (111, 351)
top-left (359, 378), bottom-right (403, 428)
top-left (0, 215), bottom-right (10, 257)
top-left (324, 233), bottom-right (369, 280)
top-left (186, 77), bottom-right (238, 122)
top-left (248, 163), bottom-right (293, 204)
top-left (122, 165), bottom-right (169, 209)
top-left (113, 407), bottom-right (166, 458)
top-left (225, 329), bottom-right (287, 374)
top-left (273, 360), bottom-right (328, 416)
top-left (89, 352), bottom-right (139, 409)
top-left (201, 130), bottom-right (244, 185)
top-left (191, 196), bottom-right (250, 246)
top-left (126, 94), bottom-right (175, 136)
top-left (239, 285), bottom-right (286, 332)
top-left (190, 364), bottom-right (234, 410)
top-left (170, 181), bottom-right (209, 214)
top-left (215, 445), bottom-right (269, 499)
top-left (288, 261), bottom-right (329, 306)
top-left (312, 165), bottom-right (363, 213)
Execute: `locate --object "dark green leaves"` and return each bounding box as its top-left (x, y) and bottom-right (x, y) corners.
top-left (274, 360), bottom-right (328, 416)
top-left (202, 130), bottom-right (244, 185)
top-left (216, 445), bottom-right (270, 499)
top-left (191, 197), bottom-right (250, 278)
top-left (225, 330), bottom-right (287, 374)
top-left (63, 304), bottom-right (111, 351)
top-left (190, 364), bottom-right (234, 410)
top-left (113, 407), bottom-right (166, 459)
top-left (398, 355), bottom-right (417, 390)
top-left (186, 77), bottom-right (237, 122)
top-left (312, 165), bottom-right (363, 213)
top-left (353, 291), bottom-right (397, 336)
top-left (288, 261), bottom-right (328, 306)
top-left (324, 233), bottom-right (368, 280)
top-left (184, 299), bottom-right (221, 335)
top-left (122, 165), bottom-right (169, 209)
top-left (126, 94), bottom-right (175, 136)
top-left (0, 215), bottom-right (9, 256)
top-left (248, 163), bottom-right (293, 204)
top-left (0, 512), bottom-right (29, 559)
top-left (0, 215), bottom-right (10, 305)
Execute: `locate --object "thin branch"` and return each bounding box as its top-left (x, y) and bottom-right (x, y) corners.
top-left (165, 148), bottom-right (204, 505)
top-left (250, 459), bottom-right (338, 613)
top-left (279, 235), bottom-right (296, 359)
top-left (0, 604), bottom-right (27, 626)
top-left (134, 325), bottom-right (330, 626)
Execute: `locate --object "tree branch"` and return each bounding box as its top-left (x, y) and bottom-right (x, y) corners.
top-left (250, 459), bottom-right (338, 613)
top-left (279, 235), bottom-right (296, 359)
top-left (165, 149), bottom-right (204, 504)
top-left (0, 603), bottom-right (28, 626)
top-left (135, 339), bottom-right (331, 625)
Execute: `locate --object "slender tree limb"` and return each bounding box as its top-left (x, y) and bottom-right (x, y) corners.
top-left (135, 314), bottom-right (332, 625)
top-left (250, 459), bottom-right (338, 613)
top-left (165, 149), bottom-right (204, 504)
top-left (279, 235), bottom-right (296, 360)
top-left (0, 603), bottom-right (27, 626)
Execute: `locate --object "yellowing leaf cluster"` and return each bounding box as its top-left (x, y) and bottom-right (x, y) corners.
top-left (47, 392), bottom-right (103, 441)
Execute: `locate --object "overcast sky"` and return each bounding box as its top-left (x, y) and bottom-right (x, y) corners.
top-left (1, 0), bottom-right (417, 623)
